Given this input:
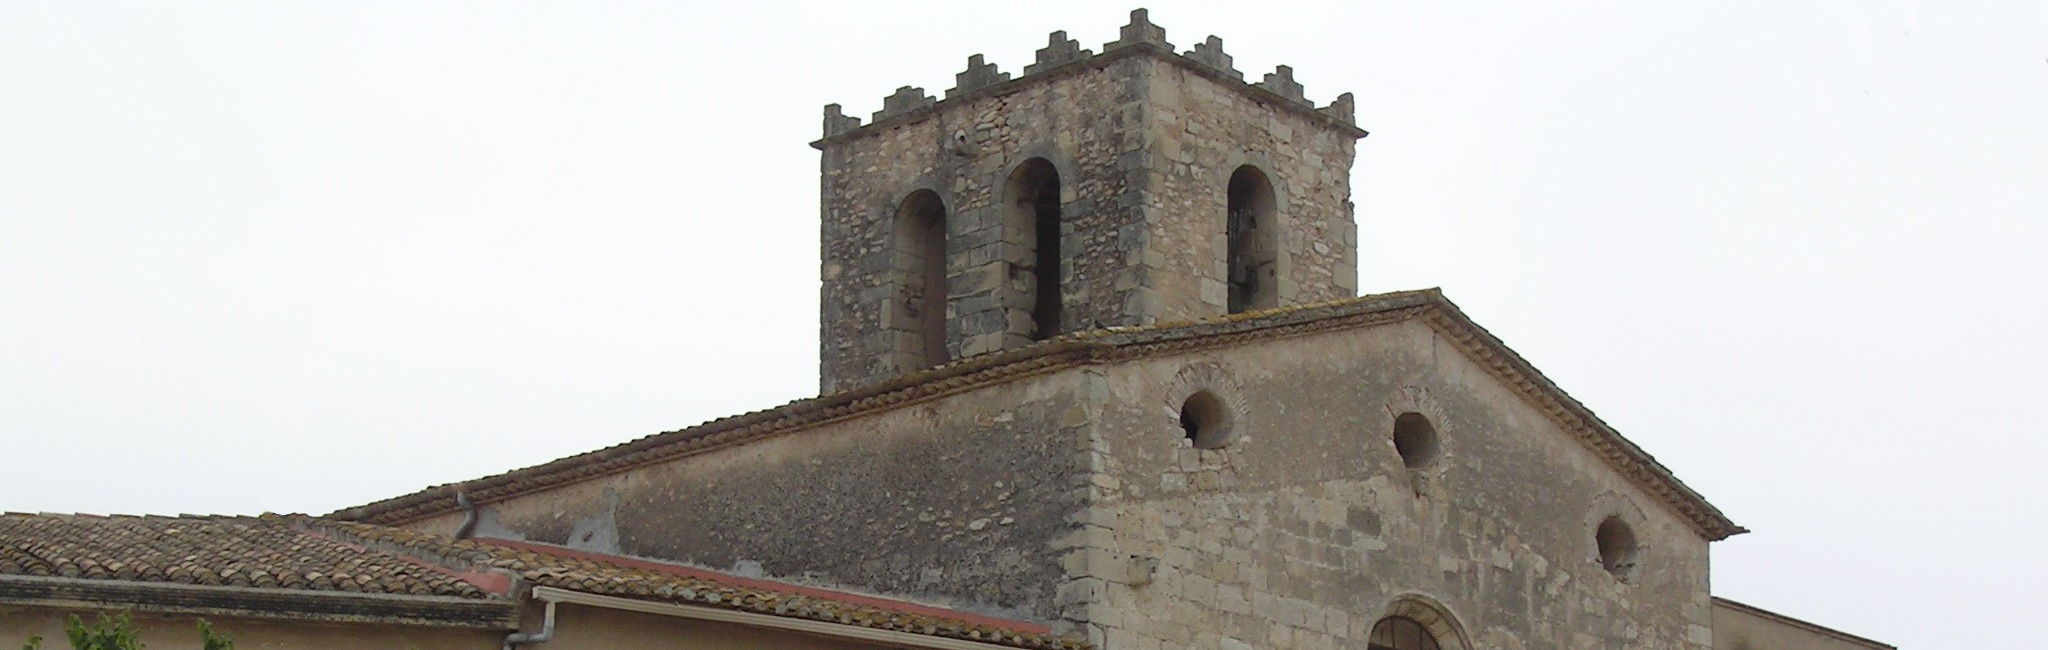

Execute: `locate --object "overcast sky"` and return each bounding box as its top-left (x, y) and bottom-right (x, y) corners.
top-left (3, 2), bottom-right (2042, 647)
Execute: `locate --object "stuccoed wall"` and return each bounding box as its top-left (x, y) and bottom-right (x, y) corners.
top-left (408, 371), bottom-right (1096, 622)
top-left (0, 609), bottom-right (497, 650)
top-left (541, 604), bottom-right (916, 650)
top-left (1711, 599), bottom-right (1893, 650)
top-left (1067, 319), bottom-right (1714, 650)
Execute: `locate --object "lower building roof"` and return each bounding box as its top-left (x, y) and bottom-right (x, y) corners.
top-left (0, 512), bottom-right (1084, 649)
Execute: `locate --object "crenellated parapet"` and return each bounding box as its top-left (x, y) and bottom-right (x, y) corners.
top-left (872, 86), bottom-right (936, 122)
top-left (814, 8), bottom-right (1364, 144)
top-left (946, 54), bottom-right (1011, 99)
top-left (1256, 65), bottom-right (1311, 106)
top-left (822, 104), bottom-right (860, 137)
top-left (1320, 92), bottom-right (1357, 124)
top-left (1184, 35), bottom-right (1241, 80)
top-left (1105, 7), bottom-right (1171, 51)
top-left (1025, 30), bottom-right (1092, 74)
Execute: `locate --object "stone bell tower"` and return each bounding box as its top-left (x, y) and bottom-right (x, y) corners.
top-left (814, 9), bottom-right (1368, 393)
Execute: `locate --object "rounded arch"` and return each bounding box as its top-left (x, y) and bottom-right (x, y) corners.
top-left (1215, 154), bottom-right (1294, 207)
top-left (893, 188), bottom-right (949, 369)
top-left (1166, 361), bottom-right (1251, 451)
top-left (1007, 143), bottom-right (1082, 186)
top-left (1003, 157), bottom-right (1065, 340)
top-left (1372, 594), bottom-right (1472, 650)
top-left (1586, 492), bottom-right (1651, 583)
top-left (1225, 164), bottom-right (1283, 313)
top-left (1379, 385), bottom-right (1454, 497)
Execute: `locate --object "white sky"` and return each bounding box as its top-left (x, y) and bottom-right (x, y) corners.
top-left (2, 2), bottom-right (2041, 647)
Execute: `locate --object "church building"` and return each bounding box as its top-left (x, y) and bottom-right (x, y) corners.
top-left (328, 10), bottom-right (1887, 650)
top-left (1, 9), bottom-right (1889, 650)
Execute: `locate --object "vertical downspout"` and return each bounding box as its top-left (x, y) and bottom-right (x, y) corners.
top-left (454, 490), bottom-right (479, 540)
top-left (502, 591), bottom-right (558, 650)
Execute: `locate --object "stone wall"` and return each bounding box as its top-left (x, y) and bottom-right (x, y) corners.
top-left (1063, 319), bottom-right (1714, 650)
top-left (815, 13), bottom-right (1365, 393)
top-left (396, 312), bottom-right (1721, 648)
top-left (408, 371), bottom-right (1096, 622)
top-left (1142, 57), bottom-right (1359, 317)
top-left (817, 39), bottom-right (1148, 393)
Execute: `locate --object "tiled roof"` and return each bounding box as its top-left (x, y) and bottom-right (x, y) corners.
top-left (0, 513), bottom-right (490, 598)
top-left (292, 516), bottom-right (1082, 649)
top-left (0, 512), bottom-right (1084, 649)
top-left (331, 289), bottom-right (1743, 541)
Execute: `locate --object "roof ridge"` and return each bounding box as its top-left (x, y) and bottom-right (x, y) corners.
top-left (0, 511), bottom-right (264, 521)
top-left (274, 515), bottom-right (517, 597)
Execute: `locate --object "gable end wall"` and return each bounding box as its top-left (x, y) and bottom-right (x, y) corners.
top-left (1072, 319), bottom-right (1713, 649)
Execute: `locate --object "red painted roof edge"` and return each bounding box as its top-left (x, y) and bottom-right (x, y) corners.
top-left (478, 538), bottom-right (1053, 635)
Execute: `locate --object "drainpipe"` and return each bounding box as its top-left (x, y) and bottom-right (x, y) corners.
top-left (454, 490), bottom-right (479, 540)
top-left (501, 594), bottom-right (557, 650)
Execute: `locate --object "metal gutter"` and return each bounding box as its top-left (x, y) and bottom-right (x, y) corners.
top-left (0, 575), bottom-right (519, 629)
top-left (501, 596), bottom-right (557, 650)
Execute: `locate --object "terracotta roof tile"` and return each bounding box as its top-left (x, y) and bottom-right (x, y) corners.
top-left (0, 513), bottom-right (491, 599)
top-left (290, 516), bottom-right (1085, 650)
top-left (0, 512), bottom-right (1084, 649)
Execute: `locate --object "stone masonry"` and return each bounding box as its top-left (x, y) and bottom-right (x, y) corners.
top-left (1071, 319), bottom-right (1717, 650)
top-left (366, 298), bottom-right (1732, 650)
top-left (341, 11), bottom-right (1760, 650)
top-left (816, 10), bottom-right (1365, 393)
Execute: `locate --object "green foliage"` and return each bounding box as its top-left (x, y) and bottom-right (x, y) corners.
top-left (13, 613), bottom-right (233, 650)
top-left (63, 612), bottom-right (141, 650)
top-left (195, 620), bottom-right (232, 650)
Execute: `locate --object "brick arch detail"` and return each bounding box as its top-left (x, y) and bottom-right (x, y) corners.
top-left (1376, 594), bottom-right (1472, 650)
top-left (1166, 360), bottom-right (1251, 448)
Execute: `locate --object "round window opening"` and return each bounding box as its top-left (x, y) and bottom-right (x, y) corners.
top-left (1392, 412), bottom-right (1441, 469)
top-left (1595, 516), bottom-right (1641, 579)
top-left (1179, 390), bottom-right (1235, 449)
